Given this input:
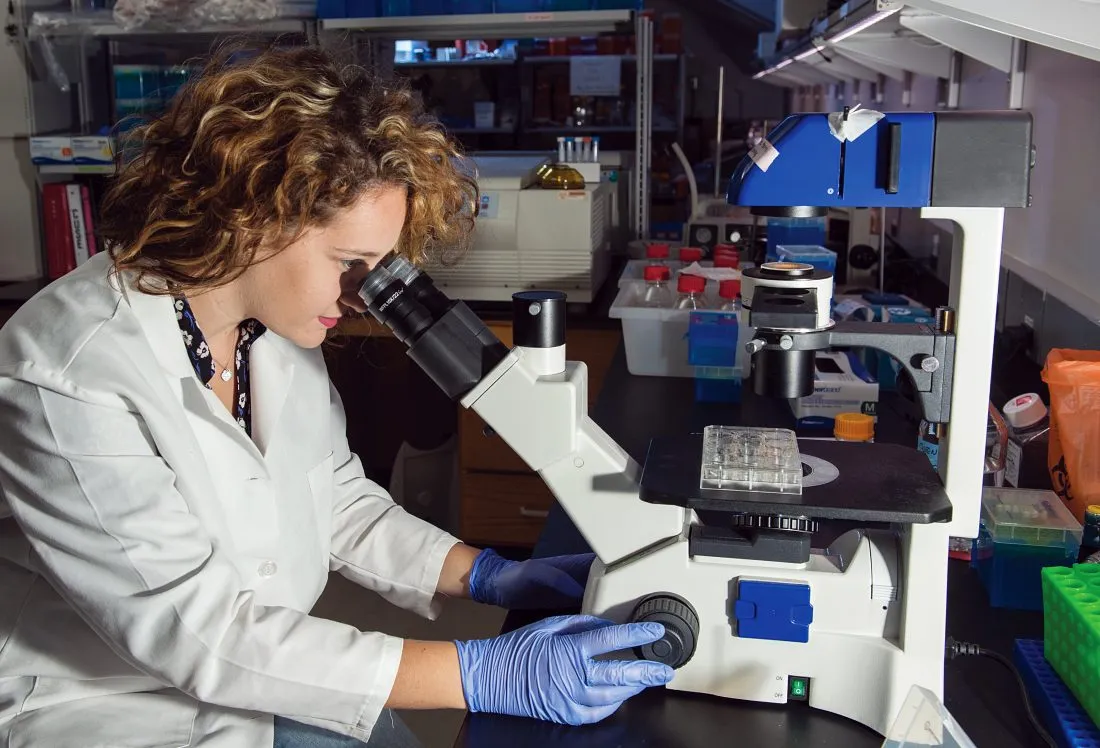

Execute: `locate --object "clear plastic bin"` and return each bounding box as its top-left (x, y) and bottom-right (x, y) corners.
top-left (973, 487), bottom-right (1082, 610)
top-left (700, 426), bottom-right (802, 494)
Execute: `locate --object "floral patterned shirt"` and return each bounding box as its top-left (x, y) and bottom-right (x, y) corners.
top-left (174, 297), bottom-right (267, 436)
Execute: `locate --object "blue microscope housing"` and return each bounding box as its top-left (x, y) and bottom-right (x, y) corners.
top-left (727, 111), bottom-right (1032, 213)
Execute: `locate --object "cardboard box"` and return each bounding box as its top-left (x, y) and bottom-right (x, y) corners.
top-left (791, 351), bottom-right (879, 428)
top-left (30, 136), bottom-right (73, 164)
top-left (71, 136), bottom-right (114, 165)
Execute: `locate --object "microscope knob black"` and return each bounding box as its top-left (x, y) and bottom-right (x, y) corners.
top-left (630, 594), bottom-right (700, 669)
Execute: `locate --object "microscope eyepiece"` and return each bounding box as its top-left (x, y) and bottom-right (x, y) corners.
top-left (357, 263), bottom-right (434, 346)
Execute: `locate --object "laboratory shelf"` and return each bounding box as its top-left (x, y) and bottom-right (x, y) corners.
top-left (320, 9), bottom-right (632, 39)
top-left (394, 58), bottom-right (517, 67)
top-left (27, 13), bottom-right (308, 39)
top-left (521, 53), bottom-right (679, 63)
top-left (37, 164), bottom-right (115, 175)
top-left (447, 127), bottom-right (518, 134)
top-left (525, 125), bottom-right (677, 133)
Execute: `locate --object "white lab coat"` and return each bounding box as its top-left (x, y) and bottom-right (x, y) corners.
top-left (0, 252), bottom-right (460, 747)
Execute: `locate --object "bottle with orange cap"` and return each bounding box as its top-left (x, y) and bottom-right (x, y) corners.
top-left (833, 413), bottom-right (875, 443)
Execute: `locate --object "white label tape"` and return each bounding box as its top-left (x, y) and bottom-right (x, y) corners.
top-left (748, 139), bottom-right (779, 172)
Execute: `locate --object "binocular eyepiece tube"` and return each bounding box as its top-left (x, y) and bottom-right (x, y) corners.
top-left (356, 256), bottom-right (509, 401)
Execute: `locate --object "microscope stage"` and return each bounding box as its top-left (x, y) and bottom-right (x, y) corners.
top-left (639, 435), bottom-right (952, 524)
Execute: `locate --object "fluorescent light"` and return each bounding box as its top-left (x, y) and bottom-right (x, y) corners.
top-left (827, 7), bottom-right (900, 45)
top-left (753, 55), bottom-right (795, 80)
top-left (793, 45), bottom-right (822, 61)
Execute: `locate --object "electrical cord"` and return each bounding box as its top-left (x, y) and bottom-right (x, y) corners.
top-left (945, 638), bottom-right (1059, 748)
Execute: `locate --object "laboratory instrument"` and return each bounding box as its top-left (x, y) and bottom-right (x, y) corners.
top-left (426, 155), bottom-right (613, 303)
top-left (359, 109), bottom-right (1033, 736)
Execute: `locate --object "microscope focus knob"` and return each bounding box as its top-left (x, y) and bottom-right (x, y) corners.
top-left (630, 594), bottom-right (700, 669)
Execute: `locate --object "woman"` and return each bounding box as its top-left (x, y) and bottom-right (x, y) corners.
top-left (0, 45), bottom-right (672, 747)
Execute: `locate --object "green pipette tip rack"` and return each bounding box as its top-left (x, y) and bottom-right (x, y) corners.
top-left (1042, 564), bottom-right (1100, 727)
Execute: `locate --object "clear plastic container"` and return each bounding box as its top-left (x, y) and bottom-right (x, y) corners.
top-left (766, 216), bottom-right (826, 258)
top-left (700, 426), bottom-right (802, 494)
top-left (641, 265), bottom-right (673, 308)
top-left (881, 685), bottom-right (977, 748)
top-left (674, 274), bottom-right (708, 310)
top-left (973, 487), bottom-right (1083, 610)
top-left (772, 244), bottom-right (838, 275)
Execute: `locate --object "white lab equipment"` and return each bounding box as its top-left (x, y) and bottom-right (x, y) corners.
top-left (362, 110), bottom-right (1034, 738)
top-left (427, 154), bottom-right (614, 303)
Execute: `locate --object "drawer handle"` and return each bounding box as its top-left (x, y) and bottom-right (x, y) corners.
top-left (519, 506), bottom-right (549, 519)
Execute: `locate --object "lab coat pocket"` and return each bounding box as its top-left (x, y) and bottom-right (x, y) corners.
top-left (9, 689), bottom-right (198, 748)
top-left (307, 453), bottom-right (335, 562)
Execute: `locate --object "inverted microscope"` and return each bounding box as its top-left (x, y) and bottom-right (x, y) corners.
top-left (358, 109), bottom-right (1033, 735)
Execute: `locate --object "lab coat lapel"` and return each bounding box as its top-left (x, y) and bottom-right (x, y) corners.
top-left (249, 335), bottom-right (295, 457)
top-left (123, 281), bottom-right (265, 462)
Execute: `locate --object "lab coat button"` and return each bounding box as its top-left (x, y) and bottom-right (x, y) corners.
top-left (258, 561), bottom-right (278, 578)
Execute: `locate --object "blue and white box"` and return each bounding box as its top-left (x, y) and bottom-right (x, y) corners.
top-left (791, 351), bottom-right (879, 427)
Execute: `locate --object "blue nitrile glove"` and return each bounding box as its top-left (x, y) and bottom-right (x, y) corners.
top-left (455, 614), bottom-right (674, 725)
top-left (468, 548), bottom-right (596, 610)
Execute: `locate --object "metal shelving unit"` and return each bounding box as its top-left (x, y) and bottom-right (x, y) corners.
top-left (394, 57), bottom-right (516, 67)
top-left (320, 9), bottom-right (632, 38)
top-left (26, 16), bottom-right (310, 40)
top-left (37, 164), bottom-right (115, 175)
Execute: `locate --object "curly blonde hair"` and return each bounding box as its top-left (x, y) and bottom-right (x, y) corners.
top-left (102, 43), bottom-right (478, 294)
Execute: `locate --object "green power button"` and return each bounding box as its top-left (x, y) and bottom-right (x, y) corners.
top-left (788, 676), bottom-right (810, 701)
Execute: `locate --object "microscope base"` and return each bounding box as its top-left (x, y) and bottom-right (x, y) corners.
top-left (581, 524), bottom-right (950, 736)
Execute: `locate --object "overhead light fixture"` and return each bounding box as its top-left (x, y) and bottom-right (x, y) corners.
top-left (752, 56), bottom-right (794, 79)
top-left (827, 7), bottom-right (900, 45)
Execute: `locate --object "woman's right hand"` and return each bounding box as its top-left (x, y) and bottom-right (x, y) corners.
top-left (454, 614), bottom-right (674, 725)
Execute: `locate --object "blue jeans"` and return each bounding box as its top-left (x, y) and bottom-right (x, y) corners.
top-left (273, 711), bottom-right (421, 748)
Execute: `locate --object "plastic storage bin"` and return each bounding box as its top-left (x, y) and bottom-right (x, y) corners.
top-left (1042, 564), bottom-right (1100, 729)
top-left (771, 244), bottom-right (838, 275)
top-left (610, 280), bottom-right (696, 378)
top-left (974, 487), bottom-right (1082, 610)
top-left (766, 216), bottom-right (825, 257)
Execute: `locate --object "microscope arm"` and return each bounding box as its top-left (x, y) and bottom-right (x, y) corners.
top-left (459, 345), bottom-right (686, 566)
top-left (827, 321), bottom-right (956, 424)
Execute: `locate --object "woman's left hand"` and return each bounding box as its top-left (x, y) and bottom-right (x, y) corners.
top-left (467, 548), bottom-right (596, 610)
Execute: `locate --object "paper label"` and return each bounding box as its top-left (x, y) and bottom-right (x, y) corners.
top-left (748, 139), bottom-right (779, 172)
top-left (570, 56), bottom-right (621, 97)
top-left (1005, 440), bottom-right (1023, 487)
